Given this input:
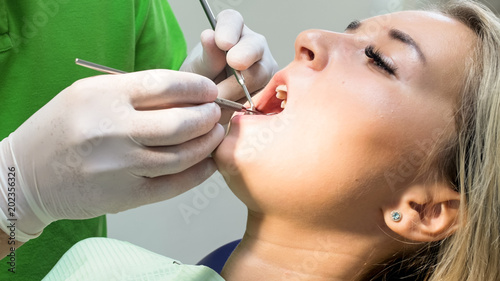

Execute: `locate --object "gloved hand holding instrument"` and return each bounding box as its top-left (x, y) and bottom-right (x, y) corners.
top-left (0, 69), bottom-right (225, 242)
top-left (0, 6), bottom-right (277, 245)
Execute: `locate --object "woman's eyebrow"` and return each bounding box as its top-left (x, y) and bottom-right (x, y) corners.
top-left (345, 20), bottom-right (361, 31)
top-left (389, 29), bottom-right (427, 65)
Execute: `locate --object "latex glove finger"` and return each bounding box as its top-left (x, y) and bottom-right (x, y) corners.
top-left (213, 9), bottom-right (244, 51)
top-left (181, 9), bottom-right (277, 86)
top-left (117, 70), bottom-right (218, 109)
top-left (128, 103), bottom-right (221, 146)
top-left (180, 30), bottom-right (227, 80)
top-left (216, 59), bottom-right (272, 101)
top-left (78, 157), bottom-right (220, 216)
top-left (214, 10), bottom-right (278, 104)
top-left (216, 58), bottom-right (275, 124)
top-left (130, 158), bottom-right (219, 209)
top-left (129, 124), bottom-right (225, 178)
top-left (215, 10), bottom-right (277, 71)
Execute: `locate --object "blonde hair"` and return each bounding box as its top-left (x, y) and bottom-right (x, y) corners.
top-left (367, 1), bottom-right (500, 280)
top-left (430, 1), bottom-right (500, 280)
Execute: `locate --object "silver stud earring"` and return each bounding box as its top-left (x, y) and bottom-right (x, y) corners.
top-left (390, 211), bottom-right (402, 222)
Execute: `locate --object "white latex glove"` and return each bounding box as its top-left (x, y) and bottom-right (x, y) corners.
top-left (0, 70), bottom-right (224, 241)
top-left (181, 9), bottom-right (278, 121)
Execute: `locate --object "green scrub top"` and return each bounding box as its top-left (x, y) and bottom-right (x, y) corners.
top-left (0, 0), bottom-right (187, 279)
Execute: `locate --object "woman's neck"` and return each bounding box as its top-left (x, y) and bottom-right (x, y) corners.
top-left (220, 212), bottom-right (395, 281)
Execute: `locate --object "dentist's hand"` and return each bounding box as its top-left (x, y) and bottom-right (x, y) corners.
top-left (0, 70), bottom-right (224, 241)
top-left (181, 9), bottom-right (278, 122)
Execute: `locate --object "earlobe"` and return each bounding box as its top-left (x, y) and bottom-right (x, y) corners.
top-left (383, 183), bottom-right (461, 242)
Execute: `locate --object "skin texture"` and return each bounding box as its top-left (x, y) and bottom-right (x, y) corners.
top-left (214, 11), bottom-right (476, 281)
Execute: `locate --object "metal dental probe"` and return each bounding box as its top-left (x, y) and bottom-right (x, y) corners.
top-left (199, 0), bottom-right (257, 112)
top-left (74, 58), bottom-right (263, 115)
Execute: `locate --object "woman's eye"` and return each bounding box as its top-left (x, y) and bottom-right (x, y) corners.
top-left (365, 45), bottom-right (397, 76)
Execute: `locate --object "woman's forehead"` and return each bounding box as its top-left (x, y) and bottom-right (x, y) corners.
top-left (361, 10), bottom-right (476, 49)
top-left (363, 10), bottom-right (476, 92)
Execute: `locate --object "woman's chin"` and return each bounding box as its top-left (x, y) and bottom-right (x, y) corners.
top-left (213, 132), bottom-right (232, 165)
top-left (213, 134), bottom-right (241, 178)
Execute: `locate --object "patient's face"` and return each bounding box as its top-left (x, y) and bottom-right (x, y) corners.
top-left (214, 11), bottom-right (475, 223)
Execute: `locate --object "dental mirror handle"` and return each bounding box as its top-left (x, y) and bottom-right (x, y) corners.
top-left (214, 97), bottom-right (261, 114)
top-left (198, 0), bottom-right (257, 112)
top-left (74, 58), bottom-right (262, 115)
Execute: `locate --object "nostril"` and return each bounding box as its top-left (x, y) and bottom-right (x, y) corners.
top-left (300, 47), bottom-right (315, 61)
top-left (307, 49), bottom-right (315, 61)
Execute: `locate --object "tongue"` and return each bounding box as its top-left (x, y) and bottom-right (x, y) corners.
top-left (257, 95), bottom-right (284, 115)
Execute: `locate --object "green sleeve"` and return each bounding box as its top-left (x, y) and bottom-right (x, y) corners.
top-left (134, 0), bottom-right (187, 71)
top-left (0, 0), bottom-right (187, 279)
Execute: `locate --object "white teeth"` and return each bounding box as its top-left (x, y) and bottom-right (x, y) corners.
top-left (281, 99), bottom-right (287, 109)
top-left (276, 91), bottom-right (287, 100)
top-left (276, 85), bottom-right (288, 108)
top-left (275, 85), bottom-right (288, 109)
top-left (276, 85), bottom-right (288, 92)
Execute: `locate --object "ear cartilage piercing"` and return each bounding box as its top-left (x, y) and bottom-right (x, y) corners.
top-left (390, 211), bottom-right (402, 222)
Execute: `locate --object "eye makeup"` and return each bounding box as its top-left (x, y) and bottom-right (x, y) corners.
top-left (364, 45), bottom-right (398, 75)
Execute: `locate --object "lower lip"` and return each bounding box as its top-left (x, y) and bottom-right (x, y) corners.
top-left (230, 111), bottom-right (273, 123)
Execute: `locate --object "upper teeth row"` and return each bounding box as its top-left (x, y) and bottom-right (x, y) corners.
top-left (275, 85), bottom-right (288, 109)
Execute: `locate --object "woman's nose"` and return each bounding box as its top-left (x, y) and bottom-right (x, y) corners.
top-left (294, 29), bottom-right (341, 71)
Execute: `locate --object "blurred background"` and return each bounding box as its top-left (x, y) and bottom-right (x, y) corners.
top-left (107, 0), bottom-right (500, 264)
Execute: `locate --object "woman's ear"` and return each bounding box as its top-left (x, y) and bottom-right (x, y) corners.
top-left (382, 182), bottom-right (461, 242)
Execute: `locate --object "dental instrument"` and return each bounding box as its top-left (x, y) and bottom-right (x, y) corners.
top-left (199, 0), bottom-right (257, 112)
top-left (74, 58), bottom-right (263, 115)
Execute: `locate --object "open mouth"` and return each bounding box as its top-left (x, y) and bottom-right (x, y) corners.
top-left (254, 84), bottom-right (288, 115)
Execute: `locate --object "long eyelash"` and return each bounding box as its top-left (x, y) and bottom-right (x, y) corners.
top-left (365, 45), bottom-right (397, 75)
